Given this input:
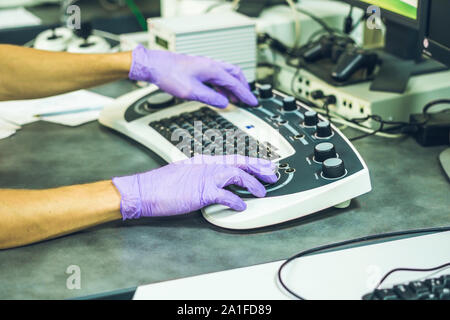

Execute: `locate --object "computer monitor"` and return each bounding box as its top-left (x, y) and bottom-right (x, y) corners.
top-left (340, 0), bottom-right (425, 60)
top-left (419, 0), bottom-right (450, 180)
top-left (420, 0), bottom-right (450, 67)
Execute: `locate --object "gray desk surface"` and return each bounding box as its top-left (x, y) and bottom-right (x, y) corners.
top-left (0, 80), bottom-right (449, 299)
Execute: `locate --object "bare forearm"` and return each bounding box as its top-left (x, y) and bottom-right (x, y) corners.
top-left (0, 181), bottom-right (122, 249)
top-left (0, 44), bottom-right (132, 101)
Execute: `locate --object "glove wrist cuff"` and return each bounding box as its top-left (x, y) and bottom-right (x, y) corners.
top-left (112, 175), bottom-right (143, 220)
top-left (128, 44), bottom-right (156, 83)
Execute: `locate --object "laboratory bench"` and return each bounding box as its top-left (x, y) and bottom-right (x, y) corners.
top-left (0, 80), bottom-right (449, 299)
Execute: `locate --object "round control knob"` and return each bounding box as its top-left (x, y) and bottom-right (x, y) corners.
top-left (143, 91), bottom-right (175, 110)
top-left (322, 158), bottom-right (346, 179)
top-left (316, 121), bottom-right (333, 138)
top-left (282, 96), bottom-right (297, 111)
top-left (303, 110), bottom-right (318, 126)
top-left (259, 84), bottom-right (273, 99)
top-left (314, 142), bottom-right (336, 162)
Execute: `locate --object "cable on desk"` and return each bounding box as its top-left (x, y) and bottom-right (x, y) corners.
top-left (288, 74), bottom-right (406, 139)
top-left (277, 226), bottom-right (450, 300)
top-left (346, 99), bottom-right (450, 141)
top-left (418, 99), bottom-right (450, 126)
top-left (366, 262), bottom-right (450, 300)
top-left (305, 101), bottom-right (406, 139)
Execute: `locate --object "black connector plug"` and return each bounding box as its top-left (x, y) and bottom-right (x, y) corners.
top-left (410, 112), bottom-right (450, 146)
top-left (311, 90), bottom-right (324, 100)
top-left (325, 95), bottom-right (337, 105)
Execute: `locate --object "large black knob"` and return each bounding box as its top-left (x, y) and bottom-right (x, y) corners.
top-left (259, 84), bottom-right (273, 99)
top-left (303, 110), bottom-right (318, 126)
top-left (316, 121), bottom-right (333, 138)
top-left (282, 96), bottom-right (297, 111)
top-left (314, 142), bottom-right (336, 162)
top-left (322, 158), bottom-right (346, 179)
top-left (144, 91), bottom-right (175, 110)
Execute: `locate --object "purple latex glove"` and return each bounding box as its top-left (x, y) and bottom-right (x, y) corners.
top-left (112, 155), bottom-right (277, 220)
top-left (128, 44), bottom-right (258, 109)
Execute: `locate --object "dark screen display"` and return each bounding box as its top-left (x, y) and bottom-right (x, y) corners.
top-left (428, 0), bottom-right (450, 48)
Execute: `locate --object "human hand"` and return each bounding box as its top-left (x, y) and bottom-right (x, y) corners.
top-left (128, 44), bottom-right (258, 109)
top-left (112, 155), bottom-right (277, 220)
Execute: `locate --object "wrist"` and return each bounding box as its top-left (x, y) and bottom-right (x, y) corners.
top-left (115, 51), bottom-right (133, 75)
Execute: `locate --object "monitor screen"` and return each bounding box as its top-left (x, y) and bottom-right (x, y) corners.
top-left (359, 0), bottom-right (418, 20)
top-left (421, 0), bottom-right (450, 66)
top-left (427, 0), bottom-right (449, 50)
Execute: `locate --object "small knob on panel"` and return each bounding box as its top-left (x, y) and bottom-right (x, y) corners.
top-left (303, 110), bottom-right (318, 126)
top-left (316, 121), bottom-right (333, 138)
top-left (282, 96), bottom-right (297, 111)
top-left (314, 142), bottom-right (336, 162)
top-left (259, 84), bottom-right (273, 99)
top-left (322, 158), bottom-right (346, 179)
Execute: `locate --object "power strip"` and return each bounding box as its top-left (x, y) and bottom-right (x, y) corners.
top-left (275, 62), bottom-right (450, 129)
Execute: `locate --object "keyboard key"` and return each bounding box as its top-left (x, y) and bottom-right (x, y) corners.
top-left (437, 287), bottom-right (450, 300)
top-left (149, 108), bottom-right (280, 160)
top-left (425, 278), bottom-right (445, 292)
top-left (408, 281), bottom-right (430, 297)
top-left (393, 284), bottom-right (417, 300)
top-left (362, 293), bottom-right (380, 300)
top-left (374, 289), bottom-right (398, 300)
top-left (440, 275), bottom-right (450, 287)
top-left (421, 292), bottom-right (438, 300)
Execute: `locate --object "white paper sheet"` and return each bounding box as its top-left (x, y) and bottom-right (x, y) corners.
top-left (0, 7), bottom-right (41, 29)
top-left (0, 90), bottom-right (114, 126)
top-left (41, 109), bottom-right (102, 127)
top-left (0, 118), bottom-right (20, 140)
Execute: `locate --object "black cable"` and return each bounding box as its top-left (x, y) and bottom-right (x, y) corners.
top-left (423, 99), bottom-right (450, 114)
top-left (259, 33), bottom-right (294, 57)
top-left (367, 262), bottom-right (450, 300)
top-left (349, 114), bottom-right (384, 141)
top-left (349, 13), bottom-right (367, 33)
top-left (277, 226), bottom-right (450, 300)
top-left (344, 6), bottom-right (354, 34)
top-left (420, 99), bottom-right (450, 124)
top-left (345, 98), bottom-right (450, 141)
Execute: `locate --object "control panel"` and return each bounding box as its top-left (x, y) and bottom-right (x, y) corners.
top-left (99, 83), bottom-right (372, 230)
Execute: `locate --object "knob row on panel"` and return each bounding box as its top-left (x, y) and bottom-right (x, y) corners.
top-left (314, 143), bottom-right (345, 179)
top-left (258, 85), bottom-right (298, 113)
top-left (303, 111), bottom-right (333, 138)
top-left (257, 86), bottom-right (333, 138)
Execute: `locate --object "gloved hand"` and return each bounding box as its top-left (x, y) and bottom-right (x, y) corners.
top-left (112, 155), bottom-right (277, 220)
top-left (128, 44), bottom-right (258, 109)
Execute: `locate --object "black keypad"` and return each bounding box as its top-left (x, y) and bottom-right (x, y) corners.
top-left (149, 107), bottom-right (280, 160)
top-left (363, 274), bottom-right (450, 300)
